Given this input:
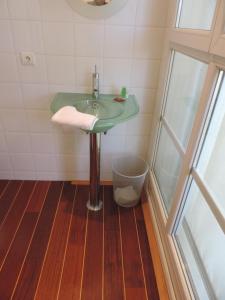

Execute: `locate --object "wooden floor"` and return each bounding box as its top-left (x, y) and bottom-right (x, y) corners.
top-left (0, 180), bottom-right (159, 300)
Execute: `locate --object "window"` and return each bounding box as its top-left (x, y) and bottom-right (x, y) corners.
top-left (153, 51), bottom-right (208, 213)
top-left (164, 52), bottom-right (207, 148)
top-left (154, 126), bottom-right (182, 212)
top-left (175, 180), bottom-right (225, 300)
top-left (196, 72), bottom-right (225, 217)
top-left (149, 1), bottom-right (225, 299)
top-left (176, 0), bottom-right (217, 30)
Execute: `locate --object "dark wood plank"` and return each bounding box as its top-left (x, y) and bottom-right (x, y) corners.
top-left (26, 181), bottom-right (50, 213)
top-left (58, 186), bottom-right (89, 300)
top-left (134, 205), bottom-right (160, 300)
top-left (119, 206), bottom-right (147, 300)
top-left (0, 180), bottom-right (9, 197)
top-left (0, 181), bottom-right (49, 299)
top-left (35, 182), bottom-right (76, 300)
top-left (104, 186), bottom-right (124, 300)
top-left (81, 187), bottom-right (103, 300)
top-left (11, 181), bottom-right (63, 300)
top-left (0, 181), bottom-right (36, 268)
top-left (0, 181), bottom-right (22, 226)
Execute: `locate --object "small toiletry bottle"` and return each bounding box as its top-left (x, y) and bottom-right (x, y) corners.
top-left (120, 86), bottom-right (127, 99)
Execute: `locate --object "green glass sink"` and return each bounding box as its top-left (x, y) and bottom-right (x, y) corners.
top-left (75, 99), bottom-right (124, 120)
top-left (51, 93), bottom-right (139, 133)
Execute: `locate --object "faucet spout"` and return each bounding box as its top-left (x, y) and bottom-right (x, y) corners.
top-left (92, 65), bottom-right (99, 99)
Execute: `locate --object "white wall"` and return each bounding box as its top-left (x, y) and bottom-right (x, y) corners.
top-left (0, 0), bottom-right (167, 180)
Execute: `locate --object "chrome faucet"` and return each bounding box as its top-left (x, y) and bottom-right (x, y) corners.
top-left (92, 65), bottom-right (99, 99)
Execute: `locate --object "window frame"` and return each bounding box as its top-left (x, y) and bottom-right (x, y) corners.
top-left (148, 0), bottom-right (225, 298)
top-left (210, 0), bottom-right (225, 57)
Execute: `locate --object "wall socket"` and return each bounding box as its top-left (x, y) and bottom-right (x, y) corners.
top-left (20, 52), bottom-right (36, 66)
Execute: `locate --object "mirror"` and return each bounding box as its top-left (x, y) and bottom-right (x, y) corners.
top-left (83, 0), bottom-right (112, 7)
top-left (67, 0), bottom-right (128, 19)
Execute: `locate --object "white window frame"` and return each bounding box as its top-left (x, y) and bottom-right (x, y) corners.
top-left (210, 0), bottom-right (225, 57)
top-left (148, 0), bottom-right (225, 299)
top-left (168, 0), bottom-right (222, 52)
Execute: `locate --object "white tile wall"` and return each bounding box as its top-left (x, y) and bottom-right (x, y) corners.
top-left (0, 0), bottom-right (167, 180)
top-left (0, 1), bottom-right (9, 19)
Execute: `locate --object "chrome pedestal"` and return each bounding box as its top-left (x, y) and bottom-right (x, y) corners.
top-left (86, 133), bottom-right (103, 211)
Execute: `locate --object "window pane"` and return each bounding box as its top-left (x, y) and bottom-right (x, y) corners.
top-left (154, 126), bottom-right (182, 212)
top-left (164, 52), bottom-right (207, 148)
top-left (197, 73), bottom-right (225, 217)
top-left (176, 180), bottom-right (225, 299)
top-left (177, 0), bottom-right (217, 30)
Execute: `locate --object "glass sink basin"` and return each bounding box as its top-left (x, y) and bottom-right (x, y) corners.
top-left (51, 93), bottom-right (139, 133)
top-left (74, 99), bottom-right (124, 120)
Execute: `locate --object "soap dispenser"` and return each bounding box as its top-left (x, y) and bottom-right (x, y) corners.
top-left (92, 65), bottom-right (99, 99)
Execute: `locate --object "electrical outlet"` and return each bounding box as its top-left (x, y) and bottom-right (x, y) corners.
top-left (20, 52), bottom-right (36, 66)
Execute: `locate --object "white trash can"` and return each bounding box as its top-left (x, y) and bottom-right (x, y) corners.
top-left (112, 155), bottom-right (149, 207)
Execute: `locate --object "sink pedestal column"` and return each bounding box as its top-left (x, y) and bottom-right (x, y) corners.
top-left (87, 132), bottom-right (103, 211)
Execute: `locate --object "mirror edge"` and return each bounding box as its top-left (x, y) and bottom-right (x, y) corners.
top-left (66, 0), bottom-right (128, 19)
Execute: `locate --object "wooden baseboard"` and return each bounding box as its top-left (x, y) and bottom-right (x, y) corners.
top-left (71, 180), bottom-right (113, 186)
top-left (142, 192), bottom-right (170, 300)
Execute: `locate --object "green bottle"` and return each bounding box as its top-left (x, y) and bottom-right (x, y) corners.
top-left (120, 86), bottom-right (127, 99)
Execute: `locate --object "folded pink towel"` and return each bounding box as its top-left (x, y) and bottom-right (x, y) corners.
top-left (51, 106), bottom-right (98, 131)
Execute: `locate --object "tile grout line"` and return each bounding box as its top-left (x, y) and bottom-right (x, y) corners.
top-left (0, 181), bottom-right (38, 272)
top-left (118, 206), bottom-right (127, 300)
top-left (33, 182), bottom-right (65, 300)
top-left (56, 185), bottom-right (78, 300)
top-left (79, 202), bottom-right (89, 300)
top-left (10, 181), bottom-right (51, 300)
top-left (0, 181), bottom-right (24, 230)
top-left (102, 187), bottom-right (105, 300)
top-left (133, 208), bottom-right (149, 300)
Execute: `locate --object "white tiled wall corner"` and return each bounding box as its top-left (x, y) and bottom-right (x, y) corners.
top-left (0, 0), bottom-right (166, 180)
